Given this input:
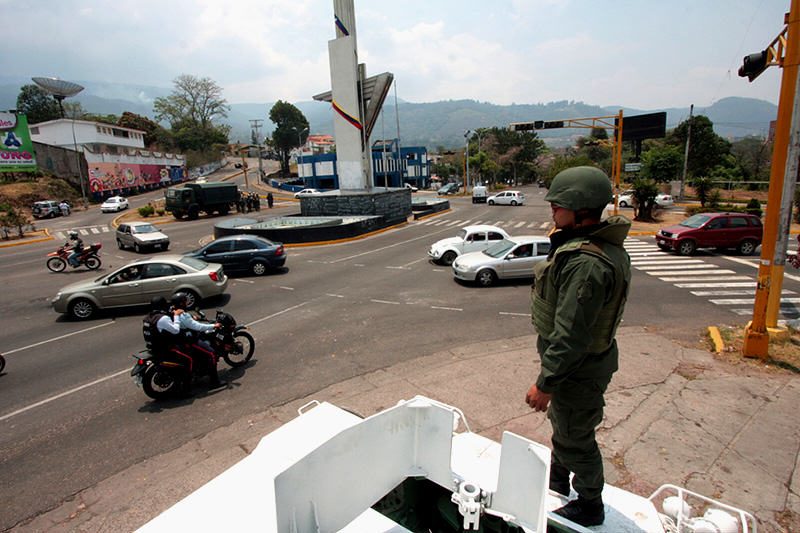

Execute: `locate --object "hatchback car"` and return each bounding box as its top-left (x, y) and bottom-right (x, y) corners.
top-left (487, 190), bottom-right (525, 206)
top-left (294, 188), bottom-right (322, 198)
top-left (452, 235), bottom-right (551, 286)
top-left (31, 200), bottom-right (63, 218)
top-left (101, 196), bottom-right (129, 213)
top-left (184, 235), bottom-right (286, 276)
top-left (116, 221), bottom-right (170, 253)
top-left (51, 255), bottom-right (228, 320)
top-left (437, 183), bottom-right (460, 195)
top-left (656, 212), bottom-right (763, 256)
top-left (428, 225), bottom-right (510, 266)
top-left (618, 191), bottom-right (673, 208)
top-left (403, 182), bottom-right (419, 192)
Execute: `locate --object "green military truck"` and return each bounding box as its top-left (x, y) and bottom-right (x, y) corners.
top-left (165, 182), bottom-right (239, 220)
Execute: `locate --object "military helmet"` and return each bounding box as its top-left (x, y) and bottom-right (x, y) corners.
top-left (545, 166), bottom-right (612, 211)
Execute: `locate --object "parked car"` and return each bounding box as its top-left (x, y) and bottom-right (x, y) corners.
top-left (487, 190), bottom-right (525, 206)
top-left (452, 235), bottom-right (551, 286)
top-left (184, 234), bottom-right (286, 276)
top-left (51, 255), bottom-right (228, 320)
top-left (656, 212), bottom-right (763, 256)
top-left (618, 191), bottom-right (673, 208)
top-left (100, 196), bottom-right (129, 213)
top-left (294, 188), bottom-right (322, 198)
top-left (403, 183), bottom-right (419, 192)
top-left (428, 225), bottom-right (510, 266)
top-left (437, 183), bottom-right (460, 195)
top-left (31, 200), bottom-right (63, 219)
top-left (116, 221), bottom-right (170, 253)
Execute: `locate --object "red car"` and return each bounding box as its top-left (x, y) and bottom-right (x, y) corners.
top-left (656, 212), bottom-right (763, 256)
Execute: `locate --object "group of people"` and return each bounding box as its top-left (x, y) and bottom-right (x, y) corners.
top-left (142, 294), bottom-right (226, 391)
top-left (237, 192), bottom-right (261, 213)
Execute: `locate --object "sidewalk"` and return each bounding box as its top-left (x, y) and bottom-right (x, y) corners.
top-left (15, 327), bottom-right (800, 532)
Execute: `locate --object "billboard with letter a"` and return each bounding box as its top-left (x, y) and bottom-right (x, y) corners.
top-left (0, 112), bottom-right (37, 172)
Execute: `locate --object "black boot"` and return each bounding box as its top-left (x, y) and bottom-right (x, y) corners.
top-left (207, 368), bottom-right (227, 390)
top-left (553, 496), bottom-right (605, 527)
top-left (549, 463), bottom-right (571, 496)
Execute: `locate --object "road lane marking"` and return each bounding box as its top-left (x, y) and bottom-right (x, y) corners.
top-left (235, 279), bottom-right (255, 284)
top-left (0, 368), bottom-right (129, 422)
top-left (658, 276), bottom-right (752, 282)
top-left (4, 321), bottom-right (115, 355)
top-left (711, 297), bottom-right (800, 305)
top-left (722, 254), bottom-right (800, 282)
top-left (371, 299), bottom-right (400, 305)
top-left (326, 293), bottom-right (344, 298)
top-left (646, 269), bottom-right (736, 276)
top-left (430, 306), bottom-right (462, 311)
top-left (279, 286), bottom-right (294, 290)
top-left (636, 264), bottom-right (718, 271)
top-left (246, 301), bottom-right (310, 327)
top-left (674, 282), bottom-right (756, 288)
top-left (500, 312), bottom-right (529, 317)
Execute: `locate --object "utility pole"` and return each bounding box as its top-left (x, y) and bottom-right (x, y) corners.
top-left (679, 104), bottom-right (693, 201)
top-left (250, 119), bottom-right (263, 181)
top-left (464, 130), bottom-right (470, 190)
top-left (741, 0), bottom-right (800, 358)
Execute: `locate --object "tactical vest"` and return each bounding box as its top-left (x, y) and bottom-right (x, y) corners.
top-left (531, 238), bottom-right (630, 354)
top-left (143, 312), bottom-right (175, 352)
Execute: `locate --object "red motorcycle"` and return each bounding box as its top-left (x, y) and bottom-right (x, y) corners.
top-left (46, 242), bottom-right (102, 272)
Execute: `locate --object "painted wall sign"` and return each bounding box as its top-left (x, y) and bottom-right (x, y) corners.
top-left (0, 113), bottom-right (37, 172)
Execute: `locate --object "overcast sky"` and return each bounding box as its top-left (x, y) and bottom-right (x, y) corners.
top-left (7, 0), bottom-right (787, 110)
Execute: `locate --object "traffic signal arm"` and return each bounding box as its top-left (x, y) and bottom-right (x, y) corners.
top-left (739, 25), bottom-right (787, 81)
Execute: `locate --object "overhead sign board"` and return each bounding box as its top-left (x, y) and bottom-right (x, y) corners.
top-left (615, 112), bottom-right (667, 142)
top-left (0, 112), bottom-right (37, 172)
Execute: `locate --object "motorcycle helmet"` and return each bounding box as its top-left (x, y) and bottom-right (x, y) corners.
top-left (150, 296), bottom-right (169, 312)
top-left (545, 166), bottom-right (613, 211)
top-left (68, 231), bottom-right (79, 240)
top-left (170, 293), bottom-right (188, 310)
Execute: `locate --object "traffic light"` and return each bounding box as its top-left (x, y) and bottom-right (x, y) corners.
top-left (543, 121), bottom-right (564, 129)
top-left (738, 50), bottom-right (769, 82)
top-left (513, 123), bottom-right (535, 131)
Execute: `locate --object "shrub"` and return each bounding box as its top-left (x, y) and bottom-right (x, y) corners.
top-left (746, 198), bottom-right (762, 217)
top-left (138, 205), bottom-right (155, 217)
top-left (156, 208), bottom-right (165, 216)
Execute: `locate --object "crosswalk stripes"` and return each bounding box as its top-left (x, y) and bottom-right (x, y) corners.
top-left (624, 237), bottom-right (799, 319)
top-left (54, 226), bottom-right (110, 241)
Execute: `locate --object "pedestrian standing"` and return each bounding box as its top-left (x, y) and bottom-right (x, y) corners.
top-left (267, 192), bottom-right (274, 209)
top-left (525, 166), bottom-right (631, 527)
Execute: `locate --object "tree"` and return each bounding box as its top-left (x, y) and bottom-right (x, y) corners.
top-left (667, 115), bottom-right (731, 177)
top-left (269, 100), bottom-right (309, 176)
top-left (640, 145), bottom-right (684, 183)
top-left (118, 111), bottom-right (174, 149)
top-left (631, 178), bottom-right (660, 222)
top-left (16, 84), bottom-right (60, 124)
top-left (1, 208), bottom-right (31, 238)
top-left (731, 137), bottom-right (771, 184)
top-left (692, 176), bottom-right (715, 206)
top-left (490, 127), bottom-right (546, 185)
top-left (153, 74), bottom-right (230, 152)
top-left (545, 153), bottom-right (595, 182)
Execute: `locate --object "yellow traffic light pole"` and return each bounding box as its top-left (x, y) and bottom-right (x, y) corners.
top-left (743, 1), bottom-right (800, 358)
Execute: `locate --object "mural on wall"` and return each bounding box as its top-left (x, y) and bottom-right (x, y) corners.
top-left (0, 113), bottom-right (37, 172)
top-left (88, 162), bottom-right (186, 194)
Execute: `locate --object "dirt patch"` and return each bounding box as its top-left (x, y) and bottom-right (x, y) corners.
top-left (713, 325), bottom-right (800, 374)
top-left (0, 177), bottom-right (82, 216)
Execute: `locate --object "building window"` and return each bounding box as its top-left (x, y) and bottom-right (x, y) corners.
top-left (30, 126), bottom-right (39, 134)
top-left (96, 126), bottom-right (101, 133)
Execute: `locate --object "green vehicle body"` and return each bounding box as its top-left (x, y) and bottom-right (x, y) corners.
top-left (165, 182), bottom-right (239, 220)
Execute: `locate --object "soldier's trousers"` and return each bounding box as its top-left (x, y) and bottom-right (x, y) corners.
top-left (548, 398), bottom-right (605, 501)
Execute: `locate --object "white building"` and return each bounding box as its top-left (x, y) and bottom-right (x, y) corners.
top-left (29, 119), bottom-right (146, 151)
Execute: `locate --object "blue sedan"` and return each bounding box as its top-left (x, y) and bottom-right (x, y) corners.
top-left (184, 235), bottom-right (286, 276)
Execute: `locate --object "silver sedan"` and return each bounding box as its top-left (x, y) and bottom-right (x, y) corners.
top-left (452, 236), bottom-right (551, 286)
top-left (52, 255), bottom-right (228, 320)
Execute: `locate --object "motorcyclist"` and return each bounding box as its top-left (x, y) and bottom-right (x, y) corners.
top-left (143, 296), bottom-right (181, 352)
top-left (170, 293), bottom-right (226, 390)
top-left (66, 231), bottom-right (84, 267)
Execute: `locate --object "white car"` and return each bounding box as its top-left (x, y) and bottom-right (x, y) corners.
top-left (428, 225), bottom-right (510, 266)
top-left (617, 191), bottom-right (673, 208)
top-left (452, 235), bottom-right (551, 287)
top-left (294, 188), bottom-right (322, 198)
top-left (404, 183), bottom-right (419, 192)
top-left (100, 196), bottom-right (129, 212)
top-left (487, 190), bottom-right (525, 206)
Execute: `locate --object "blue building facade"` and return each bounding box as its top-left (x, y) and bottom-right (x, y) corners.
top-left (296, 139), bottom-right (430, 190)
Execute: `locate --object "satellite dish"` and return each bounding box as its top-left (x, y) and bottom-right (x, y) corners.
top-left (31, 77), bottom-right (84, 97)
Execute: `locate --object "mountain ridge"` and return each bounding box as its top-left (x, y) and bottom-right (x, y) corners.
top-left (0, 77), bottom-right (776, 149)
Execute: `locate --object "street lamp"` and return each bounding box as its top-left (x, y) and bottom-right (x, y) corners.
top-left (293, 127), bottom-right (309, 188)
top-left (464, 130), bottom-right (471, 189)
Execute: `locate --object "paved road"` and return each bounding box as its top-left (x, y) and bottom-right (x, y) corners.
top-left (2, 180), bottom-right (799, 529)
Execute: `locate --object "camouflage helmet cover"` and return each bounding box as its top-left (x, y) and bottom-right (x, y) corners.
top-left (545, 166), bottom-right (612, 211)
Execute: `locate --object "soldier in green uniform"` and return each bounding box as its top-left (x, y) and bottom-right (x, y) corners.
top-left (525, 166), bottom-right (631, 527)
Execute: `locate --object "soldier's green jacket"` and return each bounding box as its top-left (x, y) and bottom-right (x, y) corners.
top-left (531, 216), bottom-right (631, 407)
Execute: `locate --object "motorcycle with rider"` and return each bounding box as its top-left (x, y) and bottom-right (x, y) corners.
top-left (131, 294), bottom-right (254, 400)
top-left (46, 231), bottom-right (102, 272)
